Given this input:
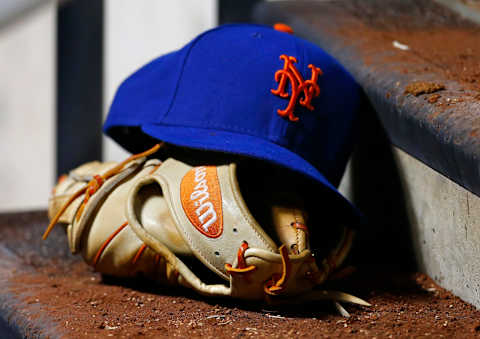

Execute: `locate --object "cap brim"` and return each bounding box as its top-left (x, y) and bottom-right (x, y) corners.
top-left (140, 122), bottom-right (364, 226)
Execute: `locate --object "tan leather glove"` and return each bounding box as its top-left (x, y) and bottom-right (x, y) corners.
top-left (44, 145), bottom-right (369, 316)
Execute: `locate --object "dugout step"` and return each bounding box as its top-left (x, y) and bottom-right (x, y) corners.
top-left (254, 0), bottom-right (480, 309)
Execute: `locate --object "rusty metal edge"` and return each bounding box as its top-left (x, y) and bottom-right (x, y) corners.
top-left (253, 0), bottom-right (480, 199)
top-left (0, 243), bottom-right (61, 339)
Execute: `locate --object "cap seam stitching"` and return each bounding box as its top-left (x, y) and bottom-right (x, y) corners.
top-left (161, 24), bottom-right (274, 121)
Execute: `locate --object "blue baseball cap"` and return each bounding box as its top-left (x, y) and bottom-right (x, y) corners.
top-left (104, 24), bottom-right (363, 224)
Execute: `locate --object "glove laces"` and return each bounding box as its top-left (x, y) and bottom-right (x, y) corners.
top-left (225, 228), bottom-right (370, 317)
top-left (42, 143), bottom-right (163, 240)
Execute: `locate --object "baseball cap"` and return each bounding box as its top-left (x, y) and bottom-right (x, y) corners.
top-left (104, 24), bottom-right (363, 225)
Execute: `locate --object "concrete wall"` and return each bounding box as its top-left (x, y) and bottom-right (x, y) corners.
top-left (103, 0), bottom-right (217, 162)
top-left (393, 147), bottom-right (480, 308)
top-left (0, 3), bottom-right (55, 212)
top-left (339, 145), bottom-right (480, 308)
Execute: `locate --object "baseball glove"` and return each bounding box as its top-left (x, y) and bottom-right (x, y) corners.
top-left (44, 144), bottom-right (369, 316)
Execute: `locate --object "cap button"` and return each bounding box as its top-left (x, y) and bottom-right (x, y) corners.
top-left (273, 23), bottom-right (294, 34)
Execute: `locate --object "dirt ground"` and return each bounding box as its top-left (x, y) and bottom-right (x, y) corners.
top-left (351, 28), bottom-right (480, 93)
top-left (334, 4), bottom-right (480, 97)
top-left (7, 259), bottom-right (480, 338)
top-left (3, 212), bottom-right (479, 338)
top-left (5, 2), bottom-right (480, 337)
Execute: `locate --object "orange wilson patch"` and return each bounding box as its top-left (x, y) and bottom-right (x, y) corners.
top-left (180, 166), bottom-right (223, 238)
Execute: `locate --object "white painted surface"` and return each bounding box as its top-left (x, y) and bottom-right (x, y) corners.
top-left (0, 4), bottom-right (55, 212)
top-left (103, 0), bottom-right (217, 161)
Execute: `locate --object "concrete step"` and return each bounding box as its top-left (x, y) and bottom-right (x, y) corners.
top-left (254, 0), bottom-right (480, 308)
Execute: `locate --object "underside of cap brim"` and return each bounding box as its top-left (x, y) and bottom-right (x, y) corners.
top-left (104, 122), bottom-right (364, 227)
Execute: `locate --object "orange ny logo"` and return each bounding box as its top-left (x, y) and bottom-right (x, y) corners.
top-left (271, 54), bottom-right (323, 122)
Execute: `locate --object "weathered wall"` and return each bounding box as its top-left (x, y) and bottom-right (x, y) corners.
top-left (393, 147), bottom-right (480, 308)
top-left (340, 146), bottom-right (480, 308)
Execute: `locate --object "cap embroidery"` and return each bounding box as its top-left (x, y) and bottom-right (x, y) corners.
top-left (271, 54), bottom-right (323, 122)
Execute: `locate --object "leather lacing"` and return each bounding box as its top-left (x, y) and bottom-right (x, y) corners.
top-left (225, 228), bottom-right (370, 317)
top-left (225, 241), bottom-right (257, 274)
top-left (90, 220), bottom-right (179, 281)
top-left (42, 143), bottom-right (163, 240)
top-left (92, 221), bottom-right (130, 267)
top-left (264, 244), bottom-right (291, 295)
top-left (225, 229), bottom-right (354, 293)
top-left (225, 242), bottom-right (292, 295)
top-left (43, 145), bottom-right (171, 275)
top-left (91, 220), bottom-right (169, 273)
